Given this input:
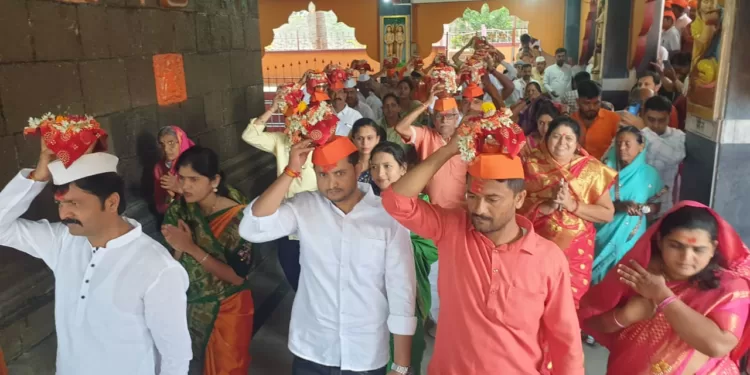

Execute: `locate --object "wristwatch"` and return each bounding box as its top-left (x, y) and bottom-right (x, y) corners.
top-left (390, 363), bottom-right (411, 375)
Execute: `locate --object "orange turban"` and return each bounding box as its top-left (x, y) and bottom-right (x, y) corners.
top-left (672, 0), bottom-right (688, 7)
top-left (434, 97), bottom-right (458, 112)
top-left (462, 83), bottom-right (484, 99)
top-left (312, 136), bottom-right (358, 171)
top-left (664, 10), bottom-right (676, 20)
top-left (468, 154), bottom-right (524, 180)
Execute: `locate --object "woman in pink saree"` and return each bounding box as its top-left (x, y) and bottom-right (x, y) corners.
top-left (579, 201), bottom-right (750, 374)
top-left (154, 126), bottom-right (195, 214)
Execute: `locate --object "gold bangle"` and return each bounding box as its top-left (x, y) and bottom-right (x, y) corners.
top-left (199, 253), bottom-right (210, 264)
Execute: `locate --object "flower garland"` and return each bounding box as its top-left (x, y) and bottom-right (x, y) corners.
top-left (276, 83), bottom-right (306, 116)
top-left (430, 65), bottom-right (458, 94)
top-left (285, 101), bottom-right (338, 146)
top-left (456, 103), bottom-right (526, 163)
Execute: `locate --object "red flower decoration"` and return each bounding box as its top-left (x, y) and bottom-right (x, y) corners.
top-left (25, 113), bottom-right (108, 168)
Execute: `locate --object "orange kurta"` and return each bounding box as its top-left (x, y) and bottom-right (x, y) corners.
top-left (381, 188), bottom-right (585, 375)
top-left (406, 126), bottom-right (467, 209)
top-left (572, 109), bottom-right (620, 159)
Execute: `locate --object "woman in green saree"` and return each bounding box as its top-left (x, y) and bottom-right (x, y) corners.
top-left (370, 141), bottom-right (438, 374)
top-left (161, 146), bottom-right (254, 375)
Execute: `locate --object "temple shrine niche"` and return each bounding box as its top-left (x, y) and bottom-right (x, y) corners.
top-left (686, 0), bottom-right (726, 120)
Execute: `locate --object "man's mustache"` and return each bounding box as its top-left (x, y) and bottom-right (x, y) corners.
top-left (61, 218), bottom-right (83, 226)
top-left (471, 214), bottom-right (492, 222)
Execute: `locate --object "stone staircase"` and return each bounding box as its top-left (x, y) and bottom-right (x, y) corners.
top-left (0, 147), bottom-right (281, 363)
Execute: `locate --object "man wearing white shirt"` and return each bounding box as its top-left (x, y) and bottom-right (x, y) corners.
top-left (0, 143), bottom-right (191, 375)
top-left (357, 74), bottom-right (384, 120)
top-left (331, 88), bottom-right (364, 136)
top-left (241, 136), bottom-right (416, 375)
top-left (507, 63), bottom-right (538, 104)
top-left (543, 48), bottom-right (573, 102)
top-left (622, 96), bottom-right (686, 217)
top-left (661, 11), bottom-right (682, 53)
top-left (345, 78), bottom-right (376, 119)
top-left (672, 0), bottom-right (692, 33)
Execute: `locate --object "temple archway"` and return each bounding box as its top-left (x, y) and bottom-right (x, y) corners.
top-left (261, 2), bottom-right (379, 91)
top-left (428, 4), bottom-right (530, 64)
top-left (412, 0), bottom-right (565, 60)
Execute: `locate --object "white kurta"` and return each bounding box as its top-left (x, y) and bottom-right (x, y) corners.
top-left (543, 63), bottom-right (573, 101)
top-left (643, 127), bottom-right (686, 217)
top-left (334, 106), bottom-right (364, 136)
top-left (0, 170), bottom-right (192, 375)
top-left (352, 101), bottom-right (376, 120)
top-left (239, 183), bottom-right (417, 371)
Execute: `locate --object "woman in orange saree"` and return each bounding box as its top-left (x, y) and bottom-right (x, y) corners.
top-left (520, 116), bottom-right (616, 307)
top-left (579, 202), bottom-right (750, 374)
top-left (161, 146), bottom-right (254, 375)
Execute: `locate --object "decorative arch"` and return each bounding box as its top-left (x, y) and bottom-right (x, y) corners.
top-left (258, 0), bottom-right (379, 60)
top-left (412, 0), bottom-right (565, 59)
top-left (428, 5), bottom-right (529, 62)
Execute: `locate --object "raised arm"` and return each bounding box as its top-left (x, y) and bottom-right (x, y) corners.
top-left (385, 223), bottom-right (417, 370)
top-left (241, 96), bottom-right (284, 154)
top-left (143, 266), bottom-right (192, 375)
top-left (542, 264), bottom-right (585, 375)
top-left (239, 141), bottom-right (314, 243)
top-left (0, 142), bottom-right (67, 269)
top-left (451, 37), bottom-right (476, 68)
top-left (393, 87), bottom-right (440, 139)
top-left (487, 63), bottom-right (515, 101)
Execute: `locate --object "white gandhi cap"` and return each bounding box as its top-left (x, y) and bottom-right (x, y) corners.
top-left (357, 73), bottom-right (371, 82)
top-left (48, 152), bottom-right (119, 185)
top-left (344, 78), bottom-right (357, 89)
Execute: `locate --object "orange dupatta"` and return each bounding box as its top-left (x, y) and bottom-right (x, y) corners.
top-left (203, 205), bottom-right (254, 375)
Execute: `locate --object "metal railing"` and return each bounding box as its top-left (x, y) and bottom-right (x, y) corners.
top-left (266, 31), bottom-right (366, 52)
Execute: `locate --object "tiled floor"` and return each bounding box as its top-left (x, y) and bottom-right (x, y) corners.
top-left (9, 288), bottom-right (610, 374)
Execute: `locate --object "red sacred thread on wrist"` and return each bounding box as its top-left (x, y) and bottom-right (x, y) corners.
top-left (283, 166), bottom-right (301, 179)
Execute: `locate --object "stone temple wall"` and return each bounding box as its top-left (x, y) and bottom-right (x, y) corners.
top-left (0, 0), bottom-right (277, 360)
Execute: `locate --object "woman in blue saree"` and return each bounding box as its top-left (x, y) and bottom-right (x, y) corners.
top-left (593, 126), bottom-right (665, 284)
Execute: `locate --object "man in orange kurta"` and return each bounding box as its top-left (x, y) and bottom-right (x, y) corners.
top-left (381, 138), bottom-right (584, 374)
top-left (571, 80), bottom-right (620, 159)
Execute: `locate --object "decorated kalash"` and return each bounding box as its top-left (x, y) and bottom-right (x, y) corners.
top-left (0, 114), bottom-right (192, 374)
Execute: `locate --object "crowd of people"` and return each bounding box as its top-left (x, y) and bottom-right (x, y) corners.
top-left (0, 1), bottom-right (748, 374)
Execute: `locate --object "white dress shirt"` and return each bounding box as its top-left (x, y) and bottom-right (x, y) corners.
top-left (661, 26), bottom-right (682, 52)
top-left (335, 106), bottom-right (364, 136)
top-left (507, 78), bottom-right (539, 105)
top-left (643, 127), bottom-right (686, 216)
top-left (359, 92), bottom-right (383, 120)
top-left (543, 63), bottom-right (573, 101)
top-left (0, 170), bottom-right (192, 375)
top-left (352, 101), bottom-right (376, 120)
top-left (239, 183), bottom-right (417, 371)
top-left (675, 14), bottom-right (692, 33)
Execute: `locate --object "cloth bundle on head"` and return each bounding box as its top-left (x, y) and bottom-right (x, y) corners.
top-left (285, 101), bottom-right (338, 147)
top-left (433, 53), bottom-right (450, 67)
top-left (456, 103), bottom-right (526, 180)
top-left (351, 59), bottom-right (373, 73)
top-left (49, 152), bottom-right (119, 185)
top-left (312, 136), bottom-right (358, 172)
top-left (324, 64), bottom-right (350, 90)
top-left (412, 56), bottom-right (425, 70)
top-left (305, 70), bottom-right (330, 103)
top-left (383, 57), bottom-right (403, 79)
top-left (459, 56), bottom-right (487, 99)
top-left (24, 113), bottom-right (108, 168)
top-left (427, 60), bottom-right (459, 112)
top-left (276, 83), bottom-right (307, 117)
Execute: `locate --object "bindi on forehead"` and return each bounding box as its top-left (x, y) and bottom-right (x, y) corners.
top-left (687, 237), bottom-right (698, 244)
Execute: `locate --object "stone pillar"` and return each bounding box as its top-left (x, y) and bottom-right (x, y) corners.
top-left (598, 0), bottom-right (634, 107)
top-left (563, 0), bottom-right (582, 59)
top-left (681, 0), bottom-right (749, 238)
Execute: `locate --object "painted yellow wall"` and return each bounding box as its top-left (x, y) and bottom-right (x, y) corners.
top-left (412, 0), bottom-right (567, 58)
